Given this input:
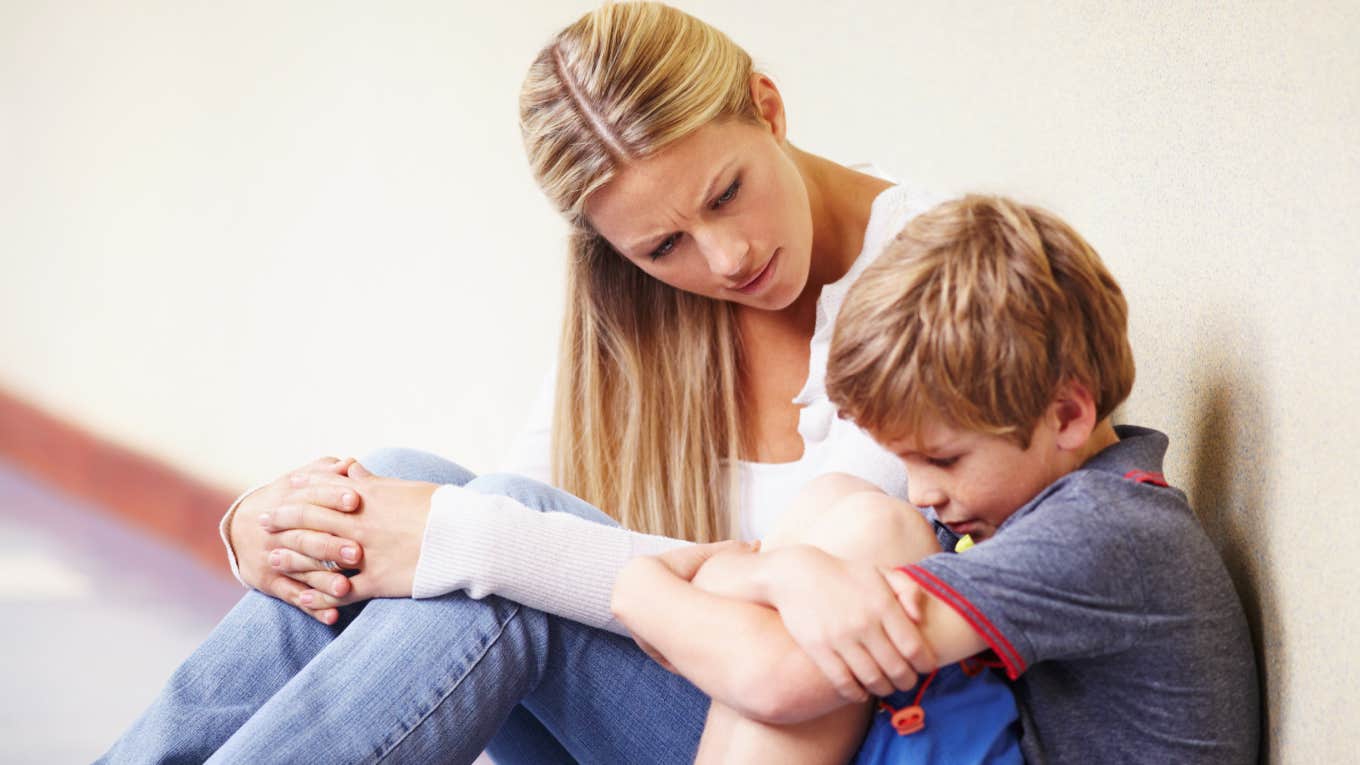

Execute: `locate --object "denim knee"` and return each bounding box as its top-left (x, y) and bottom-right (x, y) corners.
top-left (463, 473), bottom-right (553, 505)
top-left (357, 447), bottom-right (477, 486)
top-left (462, 473), bottom-right (619, 527)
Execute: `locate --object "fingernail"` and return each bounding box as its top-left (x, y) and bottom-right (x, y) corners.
top-left (332, 582), bottom-right (345, 596)
top-left (341, 546), bottom-right (358, 563)
top-left (300, 592), bottom-right (314, 606)
top-left (341, 491), bottom-right (355, 508)
top-left (258, 512), bottom-right (271, 527)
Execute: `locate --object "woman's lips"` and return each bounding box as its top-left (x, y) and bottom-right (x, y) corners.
top-left (735, 250), bottom-right (779, 295)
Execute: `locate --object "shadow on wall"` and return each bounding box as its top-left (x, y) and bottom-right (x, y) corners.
top-left (1183, 326), bottom-right (1279, 764)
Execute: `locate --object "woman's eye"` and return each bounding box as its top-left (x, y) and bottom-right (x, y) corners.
top-left (928, 456), bottom-right (959, 468)
top-left (650, 233), bottom-right (680, 260)
top-left (711, 178), bottom-right (740, 210)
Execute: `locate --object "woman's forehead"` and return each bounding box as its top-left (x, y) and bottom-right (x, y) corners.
top-left (584, 122), bottom-right (758, 250)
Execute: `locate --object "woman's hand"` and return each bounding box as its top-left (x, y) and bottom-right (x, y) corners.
top-left (762, 545), bottom-right (936, 703)
top-left (258, 460), bottom-right (439, 610)
top-left (228, 456), bottom-right (367, 624)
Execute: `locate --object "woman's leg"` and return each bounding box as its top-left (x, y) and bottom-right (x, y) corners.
top-left (204, 472), bottom-right (712, 764)
top-left (695, 475), bottom-right (942, 765)
top-left (98, 448), bottom-right (479, 764)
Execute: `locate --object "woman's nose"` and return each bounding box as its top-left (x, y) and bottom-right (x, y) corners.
top-left (695, 226), bottom-right (749, 279)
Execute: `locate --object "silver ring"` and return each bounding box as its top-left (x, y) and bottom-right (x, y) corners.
top-left (321, 559), bottom-right (340, 572)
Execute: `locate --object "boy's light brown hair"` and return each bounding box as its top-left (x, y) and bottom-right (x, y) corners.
top-left (826, 195), bottom-right (1135, 447)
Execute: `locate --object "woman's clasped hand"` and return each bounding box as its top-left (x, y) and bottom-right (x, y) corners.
top-left (228, 456), bottom-right (439, 623)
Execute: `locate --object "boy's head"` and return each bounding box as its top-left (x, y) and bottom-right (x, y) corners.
top-left (826, 195), bottom-right (1135, 538)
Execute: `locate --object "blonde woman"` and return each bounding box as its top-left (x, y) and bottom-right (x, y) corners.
top-left (102, 3), bottom-right (940, 762)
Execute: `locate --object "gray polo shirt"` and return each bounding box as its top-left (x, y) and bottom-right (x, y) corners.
top-left (905, 426), bottom-right (1258, 764)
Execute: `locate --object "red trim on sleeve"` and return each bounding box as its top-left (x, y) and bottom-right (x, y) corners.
top-left (899, 564), bottom-right (1028, 680)
top-left (1122, 470), bottom-right (1169, 487)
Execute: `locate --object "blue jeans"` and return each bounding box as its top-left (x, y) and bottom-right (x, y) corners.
top-left (99, 449), bottom-right (711, 764)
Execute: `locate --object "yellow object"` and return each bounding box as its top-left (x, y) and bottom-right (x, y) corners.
top-left (955, 534), bottom-right (975, 553)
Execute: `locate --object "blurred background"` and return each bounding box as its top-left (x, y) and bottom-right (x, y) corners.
top-left (2, 1), bottom-right (1357, 761)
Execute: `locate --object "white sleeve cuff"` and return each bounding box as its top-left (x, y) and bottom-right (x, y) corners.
top-left (413, 484), bottom-right (690, 636)
top-left (218, 482), bottom-right (269, 588)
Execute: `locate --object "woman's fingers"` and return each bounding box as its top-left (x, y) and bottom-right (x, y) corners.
top-left (286, 473), bottom-right (362, 512)
top-left (273, 528), bottom-right (363, 567)
top-left (267, 548), bottom-right (352, 593)
top-left (265, 572), bottom-right (338, 624)
top-left (261, 502), bottom-right (358, 539)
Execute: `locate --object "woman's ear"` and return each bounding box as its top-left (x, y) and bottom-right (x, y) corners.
top-left (1051, 379), bottom-right (1099, 451)
top-left (749, 73), bottom-right (787, 142)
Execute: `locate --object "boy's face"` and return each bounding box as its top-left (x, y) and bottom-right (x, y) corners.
top-left (878, 417), bottom-right (1068, 543)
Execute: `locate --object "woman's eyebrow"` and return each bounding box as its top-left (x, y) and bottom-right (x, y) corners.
top-left (696, 158), bottom-right (737, 208)
top-left (626, 160), bottom-right (738, 255)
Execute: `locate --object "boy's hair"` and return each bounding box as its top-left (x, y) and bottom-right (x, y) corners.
top-left (826, 195), bottom-right (1134, 447)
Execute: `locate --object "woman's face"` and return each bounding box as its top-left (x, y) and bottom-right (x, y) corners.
top-left (584, 116), bottom-right (814, 312)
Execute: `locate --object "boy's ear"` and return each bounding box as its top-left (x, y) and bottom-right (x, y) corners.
top-left (1051, 379), bottom-right (1099, 450)
top-left (749, 73), bottom-right (787, 142)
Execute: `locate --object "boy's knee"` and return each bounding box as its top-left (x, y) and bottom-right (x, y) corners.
top-left (767, 473), bottom-right (887, 548)
top-left (800, 473), bottom-right (884, 507)
top-left (809, 492), bottom-right (940, 566)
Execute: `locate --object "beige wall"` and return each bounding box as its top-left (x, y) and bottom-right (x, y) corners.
top-left (3, 1), bottom-right (1356, 760)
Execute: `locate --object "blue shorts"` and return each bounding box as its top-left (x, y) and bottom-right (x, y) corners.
top-left (853, 661), bottom-right (1023, 764)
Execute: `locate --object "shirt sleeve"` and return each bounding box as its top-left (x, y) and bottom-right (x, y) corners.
top-left (218, 482), bottom-right (269, 588)
top-left (904, 485), bottom-right (1148, 680)
top-left (413, 484), bottom-right (692, 636)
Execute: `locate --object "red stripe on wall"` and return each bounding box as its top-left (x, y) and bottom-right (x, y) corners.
top-left (0, 387), bottom-right (236, 577)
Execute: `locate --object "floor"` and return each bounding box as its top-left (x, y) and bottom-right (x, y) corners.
top-left (0, 457), bottom-right (242, 762)
top-left (0, 458), bottom-right (493, 763)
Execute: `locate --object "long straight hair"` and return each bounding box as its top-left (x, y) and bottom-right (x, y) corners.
top-left (519, 2), bottom-right (758, 540)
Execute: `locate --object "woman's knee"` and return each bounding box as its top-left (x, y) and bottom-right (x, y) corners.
top-left (462, 472), bottom-right (619, 527)
top-left (797, 492), bottom-right (940, 566)
top-left (356, 447), bottom-right (477, 485)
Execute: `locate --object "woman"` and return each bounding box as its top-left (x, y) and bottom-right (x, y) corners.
top-left (102, 3), bottom-right (937, 762)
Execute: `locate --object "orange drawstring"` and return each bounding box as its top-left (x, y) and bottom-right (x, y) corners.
top-left (877, 669), bottom-right (938, 736)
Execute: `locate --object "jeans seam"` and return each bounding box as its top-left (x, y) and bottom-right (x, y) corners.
top-left (373, 601), bottom-right (527, 763)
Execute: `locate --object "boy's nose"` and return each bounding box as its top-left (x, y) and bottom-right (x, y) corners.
top-left (907, 482), bottom-right (947, 511)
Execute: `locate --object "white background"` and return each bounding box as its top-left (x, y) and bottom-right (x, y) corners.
top-left (3, 2), bottom-right (1357, 761)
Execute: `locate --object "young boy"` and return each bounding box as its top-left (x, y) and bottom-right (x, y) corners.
top-left (612, 195), bottom-right (1259, 763)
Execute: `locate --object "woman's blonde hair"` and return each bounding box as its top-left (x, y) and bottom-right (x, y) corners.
top-left (519, 2), bottom-right (760, 541)
top-left (826, 195), bottom-right (1135, 448)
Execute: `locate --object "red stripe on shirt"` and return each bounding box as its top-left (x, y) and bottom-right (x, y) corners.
top-left (1123, 469), bottom-right (1169, 487)
top-left (899, 564), bottom-right (1028, 680)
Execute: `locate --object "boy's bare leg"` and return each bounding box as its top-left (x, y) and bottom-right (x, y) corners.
top-left (695, 474), bottom-right (941, 764)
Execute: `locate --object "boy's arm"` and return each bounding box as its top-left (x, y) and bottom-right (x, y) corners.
top-left (883, 567), bottom-right (988, 666)
top-left (612, 552), bottom-right (858, 725)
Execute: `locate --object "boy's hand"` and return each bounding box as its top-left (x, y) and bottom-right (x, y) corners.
top-left (765, 545), bottom-right (937, 703)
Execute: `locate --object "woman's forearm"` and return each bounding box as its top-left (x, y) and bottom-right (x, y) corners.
top-left (416, 485), bottom-right (690, 635)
